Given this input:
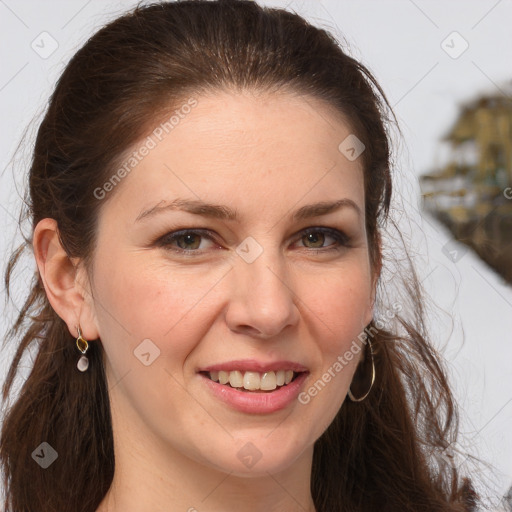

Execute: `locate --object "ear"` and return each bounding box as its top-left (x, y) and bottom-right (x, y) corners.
top-left (32, 218), bottom-right (99, 341)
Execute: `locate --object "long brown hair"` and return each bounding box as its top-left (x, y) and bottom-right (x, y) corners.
top-left (1, 1), bottom-right (477, 510)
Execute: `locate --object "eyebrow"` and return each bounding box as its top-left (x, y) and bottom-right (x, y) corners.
top-left (135, 198), bottom-right (362, 223)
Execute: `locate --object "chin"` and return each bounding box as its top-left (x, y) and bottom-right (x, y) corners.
top-left (200, 437), bottom-right (312, 478)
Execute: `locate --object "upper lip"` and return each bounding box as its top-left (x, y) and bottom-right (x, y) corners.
top-left (197, 359), bottom-right (309, 373)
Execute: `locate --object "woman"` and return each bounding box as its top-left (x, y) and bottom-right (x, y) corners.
top-left (0, 1), bottom-right (477, 510)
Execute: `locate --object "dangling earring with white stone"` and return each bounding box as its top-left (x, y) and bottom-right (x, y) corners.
top-left (75, 325), bottom-right (89, 372)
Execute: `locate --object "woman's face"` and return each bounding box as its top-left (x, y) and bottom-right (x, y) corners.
top-left (86, 89), bottom-right (375, 476)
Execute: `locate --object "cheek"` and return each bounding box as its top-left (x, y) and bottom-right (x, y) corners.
top-left (296, 266), bottom-right (371, 413)
top-left (92, 253), bottom-right (229, 368)
top-left (91, 256), bottom-right (220, 431)
top-left (304, 267), bottom-right (372, 351)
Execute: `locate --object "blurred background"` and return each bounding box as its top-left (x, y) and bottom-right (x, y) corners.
top-left (1, 0), bottom-right (511, 509)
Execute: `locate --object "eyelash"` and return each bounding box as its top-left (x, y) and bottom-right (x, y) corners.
top-left (153, 227), bottom-right (351, 257)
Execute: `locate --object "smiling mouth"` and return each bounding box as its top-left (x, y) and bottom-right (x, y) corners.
top-left (200, 370), bottom-right (303, 392)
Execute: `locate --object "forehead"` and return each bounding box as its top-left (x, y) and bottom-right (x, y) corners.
top-left (160, 88), bottom-right (357, 162)
top-left (99, 89), bottom-right (365, 225)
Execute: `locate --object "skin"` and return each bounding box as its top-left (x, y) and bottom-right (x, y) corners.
top-left (34, 89), bottom-right (377, 512)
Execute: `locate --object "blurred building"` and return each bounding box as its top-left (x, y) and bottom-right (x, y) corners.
top-left (420, 88), bottom-right (512, 283)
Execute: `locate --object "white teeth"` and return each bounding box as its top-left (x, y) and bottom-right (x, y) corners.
top-left (260, 371), bottom-right (277, 390)
top-left (206, 370), bottom-right (298, 391)
top-left (243, 371), bottom-right (260, 390)
top-left (229, 370), bottom-right (243, 388)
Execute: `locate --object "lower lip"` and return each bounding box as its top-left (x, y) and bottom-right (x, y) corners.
top-left (199, 372), bottom-right (309, 414)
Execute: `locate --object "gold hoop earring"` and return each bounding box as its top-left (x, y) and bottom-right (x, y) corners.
top-left (75, 325), bottom-right (89, 372)
top-left (348, 338), bottom-right (375, 402)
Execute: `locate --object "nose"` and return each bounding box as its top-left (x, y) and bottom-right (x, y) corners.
top-left (224, 245), bottom-right (300, 339)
